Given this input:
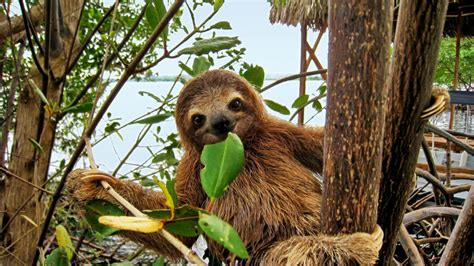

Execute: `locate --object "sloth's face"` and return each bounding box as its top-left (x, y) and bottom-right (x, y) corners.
top-left (176, 70), bottom-right (265, 150)
top-left (185, 89), bottom-right (255, 146)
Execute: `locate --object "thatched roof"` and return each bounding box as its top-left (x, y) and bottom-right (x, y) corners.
top-left (268, 0), bottom-right (327, 30)
top-left (269, 0), bottom-right (473, 37)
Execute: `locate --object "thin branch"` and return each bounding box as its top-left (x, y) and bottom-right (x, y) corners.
top-left (403, 207), bottom-right (461, 227)
top-left (60, 3), bottom-right (147, 113)
top-left (289, 93), bottom-right (326, 122)
top-left (133, 5), bottom-right (223, 74)
top-left (416, 168), bottom-right (471, 196)
top-left (259, 69), bottom-right (327, 93)
top-left (425, 123), bottom-right (474, 155)
top-left (421, 139), bottom-right (445, 205)
top-left (0, 166), bottom-right (53, 195)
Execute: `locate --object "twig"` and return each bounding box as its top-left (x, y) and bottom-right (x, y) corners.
top-left (0, 166), bottom-right (52, 195)
top-left (259, 69), bottom-right (327, 93)
top-left (398, 225), bottom-right (424, 265)
top-left (60, 4), bottom-right (147, 114)
top-left (416, 168), bottom-right (471, 196)
top-left (421, 139), bottom-right (444, 205)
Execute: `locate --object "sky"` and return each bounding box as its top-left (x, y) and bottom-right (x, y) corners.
top-left (155, 0), bottom-right (329, 76)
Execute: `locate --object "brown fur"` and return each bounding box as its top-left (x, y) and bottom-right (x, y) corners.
top-left (67, 70), bottom-right (381, 265)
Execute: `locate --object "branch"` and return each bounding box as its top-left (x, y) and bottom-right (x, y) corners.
top-left (60, 3), bottom-right (146, 113)
top-left (259, 70), bottom-right (327, 93)
top-left (425, 123), bottom-right (474, 155)
top-left (0, 166), bottom-right (53, 195)
top-left (32, 1), bottom-right (186, 264)
top-left (403, 207), bottom-right (461, 227)
top-left (398, 225), bottom-right (424, 265)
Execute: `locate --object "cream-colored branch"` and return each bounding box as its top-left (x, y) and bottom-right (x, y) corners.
top-left (83, 139), bottom-right (205, 265)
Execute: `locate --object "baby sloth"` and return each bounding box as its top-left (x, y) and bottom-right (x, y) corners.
top-left (68, 70), bottom-right (381, 265)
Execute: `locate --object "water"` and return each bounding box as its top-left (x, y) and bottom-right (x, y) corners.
top-left (83, 79), bottom-right (325, 174)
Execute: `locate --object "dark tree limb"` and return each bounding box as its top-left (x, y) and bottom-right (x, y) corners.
top-left (439, 185), bottom-right (474, 265)
top-left (322, 0), bottom-right (391, 237)
top-left (377, 0), bottom-right (448, 264)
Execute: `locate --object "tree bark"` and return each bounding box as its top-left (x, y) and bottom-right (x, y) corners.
top-left (0, 4), bottom-right (44, 43)
top-left (377, 0), bottom-right (448, 265)
top-left (438, 185), bottom-right (474, 265)
top-left (0, 1), bottom-right (82, 264)
top-left (322, 0), bottom-right (391, 237)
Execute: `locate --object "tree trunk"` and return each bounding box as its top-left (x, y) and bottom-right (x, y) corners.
top-left (377, 0), bottom-right (448, 265)
top-left (438, 185), bottom-right (474, 265)
top-left (322, 0), bottom-right (391, 237)
top-left (0, 1), bottom-right (82, 264)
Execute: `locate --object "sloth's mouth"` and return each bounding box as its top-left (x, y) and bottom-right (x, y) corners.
top-left (202, 130), bottom-right (234, 145)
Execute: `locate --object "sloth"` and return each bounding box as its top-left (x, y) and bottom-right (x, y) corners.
top-left (67, 70), bottom-right (446, 265)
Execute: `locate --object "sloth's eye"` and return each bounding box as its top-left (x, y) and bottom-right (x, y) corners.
top-left (229, 99), bottom-right (242, 111)
top-left (192, 114), bottom-right (205, 128)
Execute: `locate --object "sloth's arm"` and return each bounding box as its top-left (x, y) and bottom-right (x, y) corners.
top-left (66, 152), bottom-right (205, 261)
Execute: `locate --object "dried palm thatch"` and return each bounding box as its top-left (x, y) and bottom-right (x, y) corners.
top-left (269, 0), bottom-right (328, 30)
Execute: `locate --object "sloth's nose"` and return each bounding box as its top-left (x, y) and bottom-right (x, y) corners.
top-left (211, 115), bottom-right (234, 135)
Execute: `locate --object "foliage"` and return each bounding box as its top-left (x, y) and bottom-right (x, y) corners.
top-left (90, 133), bottom-right (248, 261)
top-left (435, 37), bottom-right (474, 90)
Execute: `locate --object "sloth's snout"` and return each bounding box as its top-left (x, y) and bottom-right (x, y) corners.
top-left (211, 114), bottom-right (234, 135)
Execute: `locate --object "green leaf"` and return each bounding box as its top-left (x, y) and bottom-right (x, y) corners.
top-left (312, 100), bottom-right (323, 112)
top-left (55, 225), bottom-right (74, 261)
top-left (85, 199), bottom-right (124, 236)
top-left (145, 205), bottom-right (202, 237)
top-left (209, 21), bottom-right (231, 30)
top-left (145, 0), bottom-right (168, 39)
top-left (153, 177), bottom-right (178, 212)
top-left (133, 113), bottom-right (172, 124)
top-left (30, 80), bottom-right (50, 106)
top-left (62, 102), bottom-right (93, 114)
top-left (264, 99), bottom-right (290, 115)
top-left (165, 219), bottom-right (201, 237)
top-left (200, 133), bottom-right (244, 199)
top-left (178, 62), bottom-right (195, 76)
top-left (198, 212), bottom-right (249, 259)
top-left (153, 0), bottom-right (168, 39)
top-left (145, 0), bottom-right (159, 30)
top-left (318, 84), bottom-right (327, 95)
top-left (214, 0), bottom-right (224, 11)
top-left (28, 138), bottom-right (44, 154)
top-left (292, 95), bottom-right (309, 108)
top-left (177, 37), bottom-right (241, 56)
top-left (241, 65), bottom-right (265, 89)
top-left (192, 56), bottom-right (212, 76)
top-left (45, 248), bottom-right (71, 266)
top-left (139, 91), bottom-right (162, 103)
top-left (152, 257), bottom-right (166, 266)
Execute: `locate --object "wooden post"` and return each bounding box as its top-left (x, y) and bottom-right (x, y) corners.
top-left (321, 0), bottom-right (391, 237)
top-left (377, 0), bottom-right (449, 264)
top-left (298, 22), bottom-right (307, 126)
